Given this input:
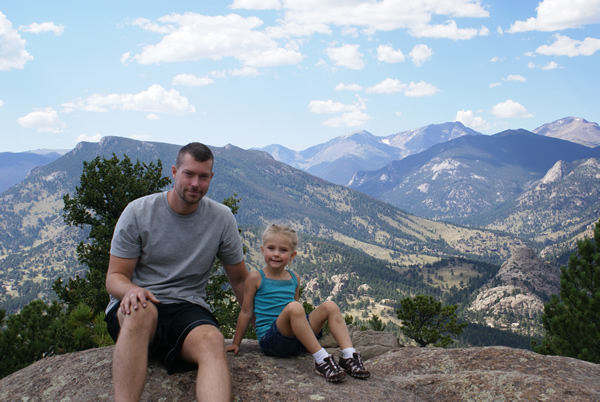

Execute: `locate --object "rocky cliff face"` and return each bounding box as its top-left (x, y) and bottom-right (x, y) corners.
top-left (468, 247), bottom-right (560, 335)
top-left (1, 341), bottom-right (598, 401)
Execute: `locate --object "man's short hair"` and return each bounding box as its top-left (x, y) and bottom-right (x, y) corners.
top-left (176, 142), bottom-right (214, 169)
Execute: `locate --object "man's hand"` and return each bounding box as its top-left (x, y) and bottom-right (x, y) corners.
top-left (120, 286), bottom-right (160, 315)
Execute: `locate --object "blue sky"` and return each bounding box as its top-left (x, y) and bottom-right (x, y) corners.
top-left (1, 0), bottom-right (599, 152)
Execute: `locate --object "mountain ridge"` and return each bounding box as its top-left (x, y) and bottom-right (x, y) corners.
top-left (347, 129), bottom-right (600, 242)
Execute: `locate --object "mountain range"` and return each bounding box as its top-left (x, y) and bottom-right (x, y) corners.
top-left (2, 116), bottom-right (599, 342)
top-left (258, 122), bottom-right (481, 185)
top-left (258, 117), bottom-right (600, 186)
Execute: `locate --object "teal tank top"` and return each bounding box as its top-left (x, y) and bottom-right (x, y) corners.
top-left (254, 269), bottom-right (298, 341)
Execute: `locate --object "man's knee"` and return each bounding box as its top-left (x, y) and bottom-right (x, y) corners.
top-left (118, 303), bottom-right (158, 337)
top-left (183, 325), bottom-right (225, 361)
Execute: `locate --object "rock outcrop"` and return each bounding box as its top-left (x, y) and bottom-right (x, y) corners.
top-left (1, 341), bottom-right (599, 401)
top-left (468, 247), bottom-right (560, 334)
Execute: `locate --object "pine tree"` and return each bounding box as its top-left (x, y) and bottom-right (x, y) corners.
top-left (54, 154), bottom-right (170, 314)
top-left (533, 220), bottom-right (600, 363)
top-left (396, 294), bottom-right (467, 347)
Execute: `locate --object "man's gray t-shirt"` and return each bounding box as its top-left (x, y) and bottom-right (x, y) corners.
top-left (106, 191), bottom-right (244, 313)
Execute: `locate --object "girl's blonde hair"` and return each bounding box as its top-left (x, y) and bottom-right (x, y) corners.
top-left (262, 223), bottom-right (298, 251)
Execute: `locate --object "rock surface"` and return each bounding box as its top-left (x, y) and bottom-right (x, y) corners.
top-left (1, 342), bottom-right (599, 401)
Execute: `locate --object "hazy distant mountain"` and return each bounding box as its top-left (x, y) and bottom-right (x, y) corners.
top-left (258, 122), bottom-right (481, 185)
top-left (0, 151), bottom-right (66, 193)
top-left (348, 129), bottom-right (600, 240)
top-left (533, 116), bottom-right (600, 148)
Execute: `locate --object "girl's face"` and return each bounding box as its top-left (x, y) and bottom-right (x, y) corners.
top-left (261, 234), bottom-right (297, 270)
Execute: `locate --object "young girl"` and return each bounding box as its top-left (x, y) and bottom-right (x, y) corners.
top-left (226, 223), bottom-right (370, 382)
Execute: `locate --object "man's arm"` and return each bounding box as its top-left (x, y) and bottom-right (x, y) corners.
top-left (226, 270), bottom-right (259, 354)
top-left (222, 260), bottom-right (248, 307)
top-left (106, 254), bottom-right (159, 315)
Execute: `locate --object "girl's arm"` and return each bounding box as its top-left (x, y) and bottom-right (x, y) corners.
top-left (294, 272), bottom-right (301, 301)
top-left (226, 271), bottom-right (260, 354)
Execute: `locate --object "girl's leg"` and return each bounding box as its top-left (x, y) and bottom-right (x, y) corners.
top-left (308, 300), bottom-right (352, 349)
top-left (276, 301), bottom-right (322, 353)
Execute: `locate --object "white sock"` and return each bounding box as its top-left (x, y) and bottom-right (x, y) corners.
top-left (312, 348), bottom-right (329, 364)
top-left (342, 347), bottom-right (356, 359)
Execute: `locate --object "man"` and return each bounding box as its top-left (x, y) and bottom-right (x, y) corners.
top-left (105, 142), bottom-right (248, 401)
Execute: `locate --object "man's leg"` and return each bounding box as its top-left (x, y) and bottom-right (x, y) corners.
top-left (180, 325), bottom-right (231, 402)
top-left (113, 303), bottom-right (158, 402)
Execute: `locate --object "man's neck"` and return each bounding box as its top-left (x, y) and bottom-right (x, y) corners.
top-left (167, 189), bottom-right (200, 215)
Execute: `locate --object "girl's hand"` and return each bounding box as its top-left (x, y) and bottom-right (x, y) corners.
top-left (226, 343), bottom-right (240, 354)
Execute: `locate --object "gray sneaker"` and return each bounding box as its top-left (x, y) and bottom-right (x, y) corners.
top-left (315, 355), bottom-right (346, 382)
top-left (339, 352), bottom-right (370, 379)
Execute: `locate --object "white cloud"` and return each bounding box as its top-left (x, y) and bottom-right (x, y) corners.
top-left (147, 113), bottom-right (161, 120)
top-left (120, 52), bottom-right (131, 64)
top-left (308, 99), bottom-right (357, 114)
top-left (324, 44), bottom-right (365, 70)
top-left (504, 74), bottom-right (526, 82)
top-left (270, 1), bottom-right (489, 40)
top-left (172, 74), bottom-right (214, 86)
top-left (62, 84), bottom-right (196, 115)
top-left (230, 0), bottom-right (281, 10)
top-left (409, 44), bottom-right (433, 66)
top-left (130, 13), bottom-right (303, 68)
top-left (323, 110), bottom-right (370, 127)
top-left (18, 108), bottom-right (66, 132)
top-left (536, 33), bottom-right (600, 56)
top-left (377, 44), bottom-right (405, 63)
top-left (527, 62), bottom-right (537, 69)
top-left (19, 22), bottom-right (64, 35)
top-left (229, 66), bottom-right (260, 76)
top-left (366, 78), bottom-right (439, 96)
top-left (366, 78), bottom-right (406, 94)
top-left (341, 26), bottom-right (359, 37)
top-left (335, 83), bottom-right (363, 91)
top-left (491, 100), bottom-right (533, 118)
top-left (489, 56), bottom-right (500, 62)
top-left (0, 99), bottom-right (4, 107)
top-left (76, 133), bottom-right (103, 143)
top-left (0, 12), bottom-right (33, 71)
top-left (455, 110), bottom-right (491, 131)
top-left (542, 61), bottom-right (559, 69)
top-left (489, 82), bottom-right (502, 88)
top-left (308, 95), bottom-right (369, 127)
top-left (410, 20), bottom-right (485, 40)
top-left (509, 0), bottom-right (600, 32)
top-left (405, 81), bottom-right (439, 97)
top-left (131, 17), bottom-right (175, 35)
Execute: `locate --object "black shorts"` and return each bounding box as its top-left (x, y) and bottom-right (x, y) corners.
top-left (105, 302), bottom-right (219, 374)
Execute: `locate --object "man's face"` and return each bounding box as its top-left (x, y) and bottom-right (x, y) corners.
top-left (172, 153), bottom-right (214, 205)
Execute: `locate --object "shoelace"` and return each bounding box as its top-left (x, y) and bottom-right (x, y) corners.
top-left (347, 355), bottom-right (364, 372)
top-left (323, 357), bottom-right (342, 375)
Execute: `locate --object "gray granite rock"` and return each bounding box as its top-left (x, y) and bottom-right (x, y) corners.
top-left (1, 342), bottom-right (598, 401)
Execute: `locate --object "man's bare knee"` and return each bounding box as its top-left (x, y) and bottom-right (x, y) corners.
top-left (182, 325), bottom-right (225, 363)
top-left (118, 303), bottom-right (158, 340)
